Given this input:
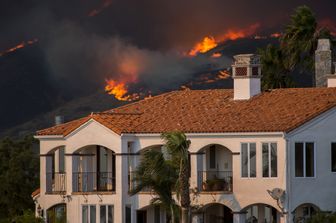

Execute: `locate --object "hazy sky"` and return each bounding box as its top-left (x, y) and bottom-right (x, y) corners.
top-left (1, 0), bottom-right (336, 51)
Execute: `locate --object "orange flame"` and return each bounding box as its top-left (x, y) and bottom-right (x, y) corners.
top-left (188, 23), bottom-right (260, 56)
top-left (270, 33), bottom-right (281, 38)
top-left (188, 36), bottom-right (218, 56)
top-left (0, 38), bottom-right (38, 56)
top-left (211, 52), bottom-right (222, 58)
top-left (104, 79), bottom-right (141, 101)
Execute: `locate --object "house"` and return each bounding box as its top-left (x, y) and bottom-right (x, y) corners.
top-left (33, 39), bottom-right (336, 223)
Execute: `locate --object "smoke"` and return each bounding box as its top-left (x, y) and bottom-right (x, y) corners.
top-left (44, 21), bottom-right (230, 96)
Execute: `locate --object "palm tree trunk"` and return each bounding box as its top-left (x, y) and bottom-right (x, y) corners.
top-left (180, 160), bottom-right (190, 223)
top-left (170, 205), bottom-right (176, 223)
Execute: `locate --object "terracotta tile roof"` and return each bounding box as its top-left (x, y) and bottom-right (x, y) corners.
top-left (31, 188), bottom-right (40, 198)
top-left (36, 88), bottom-right (336, 136)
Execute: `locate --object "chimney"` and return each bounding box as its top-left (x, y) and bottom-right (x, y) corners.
top-left (327, 62), bottom-right (336, 87)
top-left (232, 54), bottom-right (261, 100)
top-left (315, 39), bottom-right (332, 87)
top-left (55, 115), bottom-right (64, 125)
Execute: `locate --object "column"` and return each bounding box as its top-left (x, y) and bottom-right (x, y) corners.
top-left (233, 211), bottom-right (247, 223)
top-left (65, 153), bottom-right (73, 194)
top-left (40, 156), bottom-right (47, 194)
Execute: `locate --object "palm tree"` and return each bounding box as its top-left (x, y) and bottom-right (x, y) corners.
top-left (129, 149), bottom-right (179, 223)
top-left (258, 44), bottom-right (294, 90)
top-left (281, 5), bottom-right (332, 73)
top-left (162, 132), bottom-right (191, 223)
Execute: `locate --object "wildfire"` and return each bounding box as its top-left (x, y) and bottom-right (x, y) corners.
top-left (319, 19), bottom-right (336, 36)
top-left (270, 33), bottom-right (281, 38)
top-left (105, 79), bottom-right (140, 101)
top-left (211, 52), bottom-right (222, 58)
top-left (188, 36), bottom-right (218, 56)
top-left (188, 23), bottom-right (260, 56)
top-left (0, 38), bottom-right (38, 57)
top-left (88, 0), bottom-right (113, 17)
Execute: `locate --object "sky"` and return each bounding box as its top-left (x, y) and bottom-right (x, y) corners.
top-left (1, 0), bottom-right (336, 99)
top-left (1, 0), bottom-right (336, 51)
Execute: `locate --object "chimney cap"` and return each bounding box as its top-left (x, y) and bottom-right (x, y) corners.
top-left (233, 54), bottom-right (261, 66)
top-left (317, 39), bottom-right (331, 51)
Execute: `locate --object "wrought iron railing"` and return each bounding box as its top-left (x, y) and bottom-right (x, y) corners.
top-left (198, 171), bottom-right (233, 192)
top-left (73, 172), bottom-right (115, 192)
top-left (46, 172), bottom-right (66, 193)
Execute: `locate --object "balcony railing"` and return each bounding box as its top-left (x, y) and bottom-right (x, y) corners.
top-left (198, 171), bottom-right (232, 192)
top-left (73, 172), bottom-right (115, 192)
top-left (46, 172), bottom-right (66, 194)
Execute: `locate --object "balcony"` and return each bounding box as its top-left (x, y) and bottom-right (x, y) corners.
top-left (73, 172), bottom-right (115, 193)
top-left (198, 171), bottom-right (232, 192)
top-left (46, 172), bottom-right (66, 194)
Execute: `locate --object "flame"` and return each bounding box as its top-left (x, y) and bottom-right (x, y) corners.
top-left (104, 79), bottom-right (141, 101)
top-left (88, 0), bottom-right (113, 17)
top-left (0, 38), bottom-right (38, 56)
top-left (188, 23), bottom-right (260, 56)
top-left (188, 36), bottom-right (217, 56)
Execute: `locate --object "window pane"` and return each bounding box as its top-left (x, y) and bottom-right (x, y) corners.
top-left (108, 206), bottom-right (113, 223)
top-left (306, 143), bottom-right (314, 177)
top-left (250, 143), bottom-right (256, 177)
top-left (241, 143), bottom-right (248, 177)
top-left (82, 206), bottom-right (88, 223)
top-left (332, 143), bottom-right (336, 172)
top-left (125, 206), bottom-right (131, 223)
top-left (100, 206), bottom-right (106, 223)
top-left (295, 143), bottom-right (304, 177)
top-left (209, 146), bottom-right (216, 169)
top-left (90, 206), bottom-right (96, 223)
top-left (262, 143), bottom-right (269, 177)
top-left (271, 143), bottom-right (277, 177)
top-left (154, 206), bottom-right (160, 223)
top-left (100, 147), bottom-right (108, 172)
top-left (59, 147), bottom-right (65, 173)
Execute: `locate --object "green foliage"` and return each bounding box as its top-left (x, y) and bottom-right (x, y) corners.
top-left (0, 136), bottom-right (39, 221)
top-left (307, 212), bottom-right (336, 223)
top-left (259, 45), bottom-right (295, 89)
top-left (259, 5), bottom-right (333, 89)
top-left (10, 210), bottom-right (43, 223)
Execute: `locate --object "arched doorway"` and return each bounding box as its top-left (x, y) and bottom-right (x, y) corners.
top-left (197, 144), bottom-right (233, 192)
top-left (193, 203), bottom-right (233, 223)
top-left (293, 203), bottom-right (319, 223)
top-left (45, 146), bottom-right (66, 194)
top-left (47, 203), bottom-right (66, 223)
top-left (243, 203), bottom-right (279, 223)
top-left (72, 145), bottom-right (116, 192)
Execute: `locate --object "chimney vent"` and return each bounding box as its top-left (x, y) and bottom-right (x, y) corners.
top-left (55, 116), bottom-right (64, 125)
top-left (232, 54), bottom-right (261, 100)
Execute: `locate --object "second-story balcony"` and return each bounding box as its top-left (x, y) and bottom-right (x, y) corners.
top-left (46, 172), bottom-right (66, 194)
top-left (197, 144), bottom-right (233, 193)
top-left (198, 170), bottom-right (232, 192)
top-left (73, 172), bottom-right (115, 192)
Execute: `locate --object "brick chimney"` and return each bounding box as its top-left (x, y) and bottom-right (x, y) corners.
top-left (315, 39), bottom-right (332, 87)
top-left (232, 54), bottom-right (261, 100)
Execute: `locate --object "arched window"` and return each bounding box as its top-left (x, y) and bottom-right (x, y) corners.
top-left (47, 203), bottom-right (66, 223)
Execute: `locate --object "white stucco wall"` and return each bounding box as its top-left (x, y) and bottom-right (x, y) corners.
top-left (287, 108), bottom-right (336, 215)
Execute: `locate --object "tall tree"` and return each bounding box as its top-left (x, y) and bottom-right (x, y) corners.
top-left (162, 132), bottom-right (191, 223)
top-left (129, 149), bottom-right (179, 223)
top-left (259, 45), bottom-right (294, 89)
top-left (0, 136), bottom-right (39, 222)
top-left (281, 5), bottom-right (332, 73)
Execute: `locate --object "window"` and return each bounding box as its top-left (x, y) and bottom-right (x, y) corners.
top-left (82, 205), bottom-right (96, 223)
top-left (100, 205), bottom-right (113, 223)
top-left (209, 145), bottom-right (216, 169)
top-left (125, 206), bottom-right (131, 223)
top-left (332, 143), bottom-right (336, 172)
top-left (241, 143), bottom-right (256, 178)
top-left (47, 204), bottom-right (66, 223)
top-left (262, 143), bottom-right (277, 177)
top-left (154, 206), bottom-right (160, 223)
top-left (59, 147), bottom-right (65, 173)
top-left (295, 142), bottom-right (315, 177)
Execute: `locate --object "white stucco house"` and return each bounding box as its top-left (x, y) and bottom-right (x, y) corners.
top-left (33, 39), bottom-right (336, 223)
